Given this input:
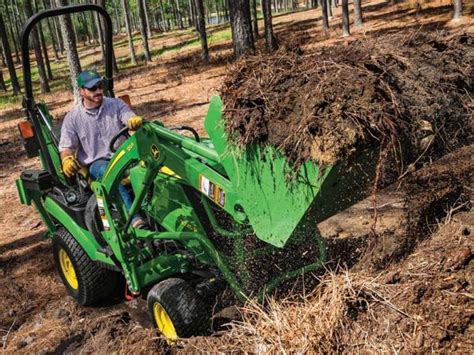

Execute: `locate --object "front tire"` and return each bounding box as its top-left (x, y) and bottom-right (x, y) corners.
top-left (147, 278), bottom-right (211, 342)
top-left (53, 228), bottom-right (118, 305)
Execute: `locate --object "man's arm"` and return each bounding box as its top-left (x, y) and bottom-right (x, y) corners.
top-left (58, 114), bottom-right (81, 177)
top-left (116, 98), bottom-right (143, 129)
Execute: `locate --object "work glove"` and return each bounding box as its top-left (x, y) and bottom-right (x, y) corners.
top-left (128, 116), bottom-right (143, 131)
top-left (62, 155), bottom-right (80, 178)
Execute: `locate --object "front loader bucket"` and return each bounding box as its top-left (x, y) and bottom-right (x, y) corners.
top-left (205, 96), bottom-right (377, 248)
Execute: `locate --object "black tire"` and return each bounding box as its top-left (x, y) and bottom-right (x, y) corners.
top-left (147, 278), bottom-right (211, 340)
top-left (52, 228), bottom-right (118, 306)
top-left (84, 195), bottom-right (107, 247)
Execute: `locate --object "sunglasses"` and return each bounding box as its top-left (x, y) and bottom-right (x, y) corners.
top-left (85, 83), bottom-right (104, 92)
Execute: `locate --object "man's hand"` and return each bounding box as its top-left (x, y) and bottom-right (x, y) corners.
top-left (127, 116), bottom-right (143, 130)
top-left (62, 155), bottom-right (80, 177)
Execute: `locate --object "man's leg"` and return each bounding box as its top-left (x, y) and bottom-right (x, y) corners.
top-left (89, 159), bottom-right (144, 227)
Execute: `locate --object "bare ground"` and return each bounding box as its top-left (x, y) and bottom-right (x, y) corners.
top-left (0, 0), bottom-right (473, 352)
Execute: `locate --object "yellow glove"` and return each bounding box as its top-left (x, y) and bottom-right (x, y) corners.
top-left (128, 116), bottom-right (143, 130)
top-left (62, 156), bottom-right (80, 177)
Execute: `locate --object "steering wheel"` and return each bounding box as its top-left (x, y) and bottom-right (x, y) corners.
top-left (109, 126), bottom-right (130, 153)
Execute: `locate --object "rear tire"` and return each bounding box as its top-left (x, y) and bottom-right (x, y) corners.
top-left (53, 228), bottom-right (118, 306)
top-left (147, 278), bottom-right (211, 341)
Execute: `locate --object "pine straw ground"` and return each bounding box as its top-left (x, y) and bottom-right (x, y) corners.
top-left (221, 30), bottom-right (473, 168)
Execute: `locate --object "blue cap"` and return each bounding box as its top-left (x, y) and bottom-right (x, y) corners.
top-left (77, 70), bottom-right (102, 89)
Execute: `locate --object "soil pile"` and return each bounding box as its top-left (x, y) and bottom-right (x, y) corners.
top-left (221, 31), bottom-right (473, 167)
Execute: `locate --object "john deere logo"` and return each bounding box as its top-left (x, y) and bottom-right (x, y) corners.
top-left (151, 145), bottom-right (160, 160)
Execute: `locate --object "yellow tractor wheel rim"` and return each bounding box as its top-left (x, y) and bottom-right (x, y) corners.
top-left (153, 303), bottom-right (178, 342)
top-left (59, 249), bottom-right (78, 290)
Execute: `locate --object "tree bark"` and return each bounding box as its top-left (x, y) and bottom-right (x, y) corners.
top-left (56, 0), bottom-right (82, 103)
top-left (251, 0), bottom-right (258, 39)
top-left (453, 0), bottom-right (462, 20)
top-left (0, 13), bottom-right (20, 94)
top-left (34, 0), bottom-right (53, 80)
top-left (0, 65), bottom-right (6, 91)
top-left (145, 0), bottom-right (153, 37)
top-left (113, 0), bottom-right (121, 34)
top-left (188, 0), bottom-right (195, 27)
top-left (24, 0), bottom-right (50, 93)
top-left (353, 0), bottom-right (362, 27)
top-left (53, 15), bottom-right (65, 54)
top-left (341, 0), bottom-right (350, 36)
top-left (122, 0), bottom-right (137, 65)
top-left (320, 0), bottom-right (329, 30)
top-left (0, 47), bottom-right (5, 67)
top-left (3, 0), bottom-right (21, 64)
top-left (80, 11), bottom-right (93, 44)
top-left (262, 0), bottom-right (276, 52)
top-left (175, 0), bottom-right (184, 29)
top-left (39, 19), bottom-right (54, 80)
top-left (137, 0), bottom-right (152, 62)
top-left (326, 0), bottom-right (332, 17)
top-left (160, 0), bottom-right (168, 31)
top-left (229, 0), bottom-right (255, 58)
top-left (41, 0), bottom-right (60, 60)
top-left (193, 0), bottom-right (209, 62)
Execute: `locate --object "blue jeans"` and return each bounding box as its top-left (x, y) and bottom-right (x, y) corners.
top-left (89, 159), bottom-right (133, 210)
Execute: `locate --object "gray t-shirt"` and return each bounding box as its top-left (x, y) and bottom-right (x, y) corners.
top-left (58, 97), bottom-right (136, 166)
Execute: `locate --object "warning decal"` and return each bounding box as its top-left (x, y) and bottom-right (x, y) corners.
top-left (199, 175), bottom-right (226, 207)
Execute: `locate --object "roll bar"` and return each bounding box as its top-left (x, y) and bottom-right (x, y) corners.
top-left (21, 4), bottom-right (114, 110)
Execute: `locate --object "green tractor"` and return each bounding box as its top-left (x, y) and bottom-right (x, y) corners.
top-left (16, 5), bottom-right (377, 342)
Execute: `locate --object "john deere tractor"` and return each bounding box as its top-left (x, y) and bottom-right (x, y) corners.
top-left (16, 5), bottom-right (377, 341)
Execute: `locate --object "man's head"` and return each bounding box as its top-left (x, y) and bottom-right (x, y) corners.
top-left (77, 70), bottom-right (104, 107)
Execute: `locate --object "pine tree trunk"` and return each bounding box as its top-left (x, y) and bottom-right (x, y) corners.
top-left (223, 0), bottom-right (229, 22)
top-left (53, 16), bottom-right (65, 54)
top-left (122, 0), bottom-right (137, 65)
top-left (39, 20), bottom-right (54, 80)
top-left (0, 65), bottom-right (6, 91)
top-left (55, 0), bottom-right (82, 103)
top-left (341, 0), bottom-right (350, 36)
top-left (113, 0), bottom-right (121, 34)
top-left (41, 0), bottom-right (60, 60)
top-left (145, 0), bottom-right (153, 37)
top-left (160, 0), bottom-right (168, 31)
top-left (24, 0), bottom-right (50, 93)
top-left (251, 0), bottom-right (258, 39)
top-left (321, 0), bottom-right (329, 30)
top-left (94, 0), bottom-right (106, 62)
top-left (0, 13), bottom-right (20, 94)
top-left (193, 0), bottom-right (209, 62)
top-left (34, 0), bottom-right (53, 80)
top-left (188, 0), bottom-right (195, 27)
top-left (326, 0), bottom-right (332, 17)
top-left (4, 0), bottom-right (21, 64)
top-left (0, 48), bottom-right (5, 67)
top-left (229, 0), bottom-right (255, 58)
top-left (353, 0), bottom-right (362, 27)
top-left (137, 0), bottom-right (152, 62)
top-left (175, 0), bottom-right (184, 29)
top-left (453, 0), bottom-right (462, 20)
top-left (81, 12), bottom-right (93, 44)
top-left (262, 0), bottom-right (276, 52)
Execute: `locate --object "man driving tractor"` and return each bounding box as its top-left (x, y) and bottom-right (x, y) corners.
top-left (58, 70), bottom-right (146, 228)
